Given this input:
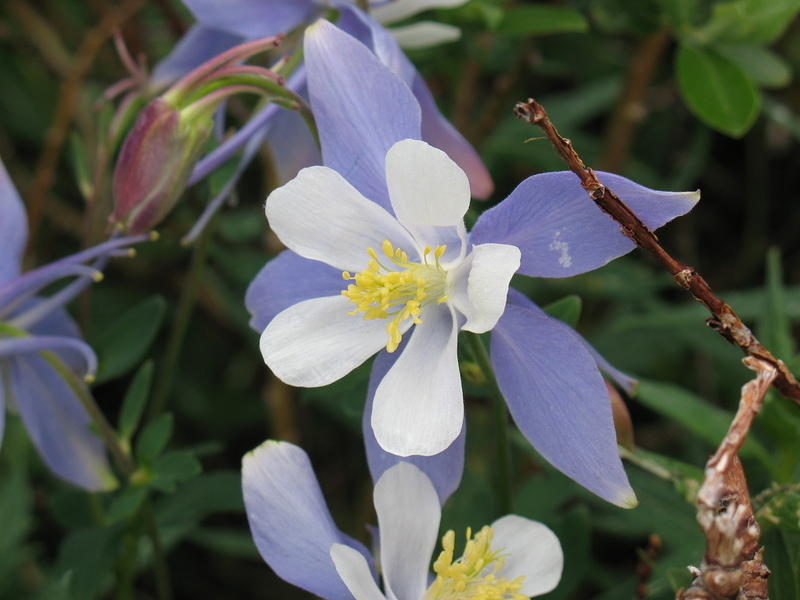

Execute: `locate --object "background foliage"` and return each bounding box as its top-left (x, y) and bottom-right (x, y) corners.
top-left (1, 0), bottom-right (800, 598)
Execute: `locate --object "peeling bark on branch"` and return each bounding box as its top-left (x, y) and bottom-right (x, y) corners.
top-left (677, 357), bottom-right (775, 600)
top-left (512, 97), bottom-right (800, 405)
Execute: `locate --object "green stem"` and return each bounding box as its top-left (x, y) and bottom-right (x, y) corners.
top-left (42, 351), bottom-right (136, 475)
top-left (149, 217), bottom-right (214, 418)
top-left (143, 502), bottom-right (172, 600)
top-left (466, 332), bottom-right (513, 514)
top-left (41, 353), bottom-right (172, 600)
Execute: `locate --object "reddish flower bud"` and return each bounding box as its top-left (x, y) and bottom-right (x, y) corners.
top-left (607, 381), bottom-right (635, 450)
top-left (111, 98), bottom-right (212, 234)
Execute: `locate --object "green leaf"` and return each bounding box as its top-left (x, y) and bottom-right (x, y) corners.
top-left (765, 529), bottom-right (800, 599)
top-left (56, 526), bottom-right (121, 600)
top-left (676, 43), bottom-right (762, 132)
top-left (106, 486), bottom-right (148, 524)
top-left (694, 0), bottom-right (800, 45)
top-left (150, 451), bottom-right (202, 493)
top-left (135, 413), bottom-right (174, 463)
top-left (93, 296), bottom-right (166, 383)
top-left (189, 527), bottom-right (259, 559)
top-left (761, 248), bottom-right (796, 361)
top-left (676, 44), bottom-right (760, 137)
top-left (718, 45), bottom-right (792, 88)
top-left (658, 0), bottom-right (703, 32)
top-left (497, 6), bottom-right (588, 36)
top-left (118, 361), bottom-right (154, 441)
top-left (542, 295), bottom-right (583, 328)
top-left (636, 380), bottom-right (772, 466)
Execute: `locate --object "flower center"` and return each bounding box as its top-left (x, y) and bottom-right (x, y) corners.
top-left (341, 240), bottom-right (448, 352)
top-left (424, 526), bottom-right (526, 600)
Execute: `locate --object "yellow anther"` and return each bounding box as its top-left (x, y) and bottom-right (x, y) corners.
top-left (424, 526), bottom-right (526, 600)
top-left (341, 242), bottom-right (449, 352)
top-left (434, 245), bottom-right (447, 259)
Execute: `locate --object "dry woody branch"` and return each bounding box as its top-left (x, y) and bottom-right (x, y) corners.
top-left (513, 97), bottom-right (800, 405)
top-left (677, 357), bottom-right (775, 600)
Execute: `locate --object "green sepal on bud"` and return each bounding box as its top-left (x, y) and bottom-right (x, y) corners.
top-left (111, 34), bottom-right (288, 234)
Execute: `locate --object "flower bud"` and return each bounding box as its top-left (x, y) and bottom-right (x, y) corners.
top-left (111, 97), bottom-right (212, 234)
top-left (607, 381), bottom-right (635, 450)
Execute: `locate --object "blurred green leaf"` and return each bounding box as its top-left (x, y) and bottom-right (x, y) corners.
top-left (135, 413), bottom-right (174, 463)
top-left (659, 0), bottom-right (704, 32)
top-left (150, 451), bottom-right (202, 493)
top-left (765, 529), bottom-right (800, 599)
top-left (757, 485), bottom-right (800, 534)
top-left (497, 6), bottom-right (588, 36)
top-left (106, 487), bottom-right (148, 524)
top-left (543, 295), bottom-right (583, 328)
top-left (676, 44), bottom-right (760, 137)
top-left (761, 248), bottom-right (795, 361)
top-left (189, 527), bottom-right (259, 559)
top-left (623, 446), bottom-right (703, 503)
top-left (56, 526), bottom-right (121, 600)
top-left (541, 506), bottom-right (592, 600)
top-left (0, 452), bottom-right (32, 591)
top-left (636, 380), bottom-right (772, 465)
top-left (93, 296), bottom-right (166, 383)
top-left (718, 44), bottom-right (792, 88)
top-left (694, 0), bottom-right (800, 44)
top-left (156, 472), bottom-right (244, 547)
top-left (119, 361), bottom-right (154, 442)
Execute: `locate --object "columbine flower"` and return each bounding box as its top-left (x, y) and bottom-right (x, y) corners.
top-left (0, 158), bottom-right (149, 490)
top-left (243, 440), bottom-right (563, 599)
top-left (246, 21), bottom-right (700, 507)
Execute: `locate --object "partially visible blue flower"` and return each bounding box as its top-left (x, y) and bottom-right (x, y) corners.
top-left (242, 440), bottom-right (563, 599)
top-left (146, 0), bottom-right (491, 243)
top-left (0, 158), bottom-right (149, 491)
top-left (246, 21), bottom-right (701, 507)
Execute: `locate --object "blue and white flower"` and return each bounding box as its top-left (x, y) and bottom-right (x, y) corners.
top-left (0, 158), bottom-right (148, 490)
top-left (246, 21), bottom-right (700, 507)
top-left (243, 440), bottom-right (563, 599)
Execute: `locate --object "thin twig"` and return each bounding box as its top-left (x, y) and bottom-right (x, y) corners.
top-left (513, 98), bottom-right (800, 404)
top-left (27, 0), bottom-right (147, 248)
top-left (600, 29), bottom-right (670, 173)
top-left (636, 534), bottom-right (662, 600)
top-left (677, 357), bottom-right (775, 599)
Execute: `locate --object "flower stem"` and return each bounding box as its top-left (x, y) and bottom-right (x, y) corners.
top-left (143, 502), bottom-right (172, 600)
top-left (466, 332), bottom-right (513, 514)
top-left (43, 352), bottom-right (172, 600)
top-left (149, 218), bottom-right (214, 418)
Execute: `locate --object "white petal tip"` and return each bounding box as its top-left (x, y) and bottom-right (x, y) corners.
top-left (618, 490), bottom-right (639, 509)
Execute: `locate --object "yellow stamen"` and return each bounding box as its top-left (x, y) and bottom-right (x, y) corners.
top-left (424, 526), bottom-right (526, 600)
top-left (341, 240), bottom-right (448, 352)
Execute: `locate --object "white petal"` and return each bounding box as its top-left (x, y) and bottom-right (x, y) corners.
top-left (266, 166), bottom-right (417, 272)
top-left (386, 139), bottom-right (470, 229)
top-left (371, 0), bottom-right (468, 24)
top-left (371, 304), bottom-right (463, 456)
top-left (260, 295), bottom-right (393, 387)
top-left (390, 22), bottom-right (461, 49)
top-left (330, 544), bottom-right (386, 600)
top-left (491, 515), bottom-right (564, 597)
top-left (449, 243), bottom-right (520, 333)
top-left (373, 463), bottom-right (440, 600)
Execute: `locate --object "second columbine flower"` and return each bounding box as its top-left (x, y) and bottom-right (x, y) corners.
top-left (261, 138), bottom-right (520, 458)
